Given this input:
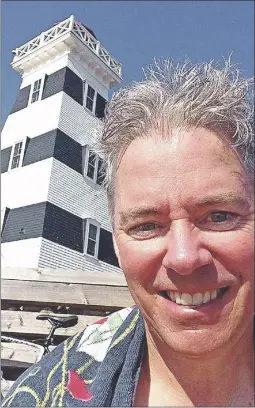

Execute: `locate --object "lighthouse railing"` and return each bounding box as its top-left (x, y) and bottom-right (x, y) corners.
top-left (12, 16), bottom-right (122, 78)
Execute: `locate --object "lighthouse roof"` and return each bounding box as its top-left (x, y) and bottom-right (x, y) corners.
top-left (11, 15), bottom-right (121, 79)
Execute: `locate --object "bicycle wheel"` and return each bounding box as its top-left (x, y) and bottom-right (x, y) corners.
top-left (1, 335), bottom-right (45, 365)
top-left (1, 336), bottom-right (45, 398)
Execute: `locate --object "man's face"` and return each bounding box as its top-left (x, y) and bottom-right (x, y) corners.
top-left (113, 128), bottom-right (254, 356)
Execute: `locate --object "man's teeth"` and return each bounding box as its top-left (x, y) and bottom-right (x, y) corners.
top-left (166, 289), bottom-right (221, 306)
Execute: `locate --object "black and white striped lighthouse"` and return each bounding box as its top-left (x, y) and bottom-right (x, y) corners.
top-left (1, 16), bottom-right (122, 274)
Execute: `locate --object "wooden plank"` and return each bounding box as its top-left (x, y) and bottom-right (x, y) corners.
top-left (2, 279), bottom-right (133, 309)
top-left (1, 311), bottom-right (101, 337)
top-left (2, 267), bottom-right (128, 286)
top-left (1, 342), bottom-right (43, 365)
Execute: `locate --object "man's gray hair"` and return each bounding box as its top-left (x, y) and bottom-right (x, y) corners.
top-left (94, 57), bottom-right (254, 216)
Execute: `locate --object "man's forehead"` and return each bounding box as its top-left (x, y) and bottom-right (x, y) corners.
top-left (112, 129), bottom-right (251, 218)
top-left (117, 128), bottom-right (238, 168)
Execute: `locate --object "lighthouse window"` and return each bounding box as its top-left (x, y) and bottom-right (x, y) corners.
top-left (84, 147), bottom-right (104, 186)
top-left (9, 141), bottom-right (24, 170)
top-left (31, 79), bottom-right (42, 103)
top-left (87, 151), bottom-right (96, 179)
top-left (29, 77), bottom-right (45, 105)
top-left (84, 219), bottom-right (100, 258)
top-left (86, 85), bottom-right (95, 112)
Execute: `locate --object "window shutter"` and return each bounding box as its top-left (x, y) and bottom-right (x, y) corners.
top-left (24, 137), bottom-right (31, 152)
top-left (83, 219), bottom-right (87, 249)
top-left (43, 74), bottom-right (48, 91)
top-left (95, 93), bottom-right (106, 119)
top-left (20, 137), bottom-right (31, 168)
top-left (1, 207), bottom-right (10, 235)
top-left (82, 145), bottom-right (88, 176)
top-left (98, 228), bottom-right (119, 267)
top-left (96, 158), bottom-right (105, 185)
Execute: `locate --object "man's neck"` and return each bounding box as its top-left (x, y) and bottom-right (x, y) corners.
top-left (140, 328), bottom-right (254, 407)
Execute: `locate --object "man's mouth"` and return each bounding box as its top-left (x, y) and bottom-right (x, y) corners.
top-left (161, 287), bottom-right (229, 307)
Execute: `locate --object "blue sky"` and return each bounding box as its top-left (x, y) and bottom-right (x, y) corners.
top-left (2, 1), bottom-right (254, 125)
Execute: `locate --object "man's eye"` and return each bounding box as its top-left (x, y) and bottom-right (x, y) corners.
top-left (211, 212), bottom-right (229, 223)
top-left (136, 223), bottom-right (157, 231)
top-left (199, 211), bottom-right (240, 231)
top-left (128, 223), bottom-right (162, 239)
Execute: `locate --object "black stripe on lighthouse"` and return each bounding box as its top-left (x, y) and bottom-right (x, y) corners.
top-left (1, 129), bottom-right (83, 174)
top-left (21, 129), bottom-right (83, 174)
top-left (1, 147), bottom-right (12, 173)
top-left (10, 85), bottom-right (31, 114)
top-left (1, 202), bottom-right (118, 268)
top-left (8, 67), bottom-right (106, 117)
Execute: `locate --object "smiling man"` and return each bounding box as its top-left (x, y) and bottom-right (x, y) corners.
top-left (3, 58), bottom-right (254, 407)
top-left (113, 127), bottom-right (254, 406)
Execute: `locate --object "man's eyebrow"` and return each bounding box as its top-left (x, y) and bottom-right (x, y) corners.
top-left (195, 192), bottom-right (251, 209)
top-left (119, 194), bottom-right (251, 223)
top-left (118, 193), bottom-right (251, 224)
top-left (119, 207), bottom-right (159, 224)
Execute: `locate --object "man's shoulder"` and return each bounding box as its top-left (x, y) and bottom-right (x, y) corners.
top-left (76, 306), bottom-right (135, 361)
top-left (2, 306), bottom-right (136, 407)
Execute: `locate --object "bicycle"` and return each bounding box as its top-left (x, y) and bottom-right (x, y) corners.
top-left (1, 313), bottom-right (78, 398)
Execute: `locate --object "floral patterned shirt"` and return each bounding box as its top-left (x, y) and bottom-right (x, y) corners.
top-left (3, 306), bottom-right (146, 407)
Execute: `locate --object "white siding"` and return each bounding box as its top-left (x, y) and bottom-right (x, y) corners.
top-left (1, 159), bottom-right (53, 209)
top-left (2, 238), bottom-right (42, 268)
top-left (21, 54), bottom-right (69, 86)
top-left (47, 159), bottom-right (111, 230)
top-left (39, 238), bottom-right (122, 274)
top-left (1, 93), bottom-right (62, 149)
top-left (58, 92), bottom-right (102, 145)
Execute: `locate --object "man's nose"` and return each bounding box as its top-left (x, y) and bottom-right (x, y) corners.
top-left (162, 221), bottom-right (213, 275)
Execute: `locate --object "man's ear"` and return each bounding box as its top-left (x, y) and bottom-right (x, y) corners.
top-left (113, 236), bottom-right (122, 269)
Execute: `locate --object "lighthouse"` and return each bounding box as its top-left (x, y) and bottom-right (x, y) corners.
top-left (1, 16), bottom-right (122, 274)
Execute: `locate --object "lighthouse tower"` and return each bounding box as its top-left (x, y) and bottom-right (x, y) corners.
top-left (1, 16), bottom-right (122, 274)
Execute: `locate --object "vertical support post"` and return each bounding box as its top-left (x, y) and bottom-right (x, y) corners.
top-left (96, 42), bottom-right (100, 55)
top-left (69, 15), bottom-right (75, 31)
top-left (39, 32), bottom-right (45, 46)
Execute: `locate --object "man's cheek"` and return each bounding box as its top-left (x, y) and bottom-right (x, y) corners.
top-left (122, 253), bottom-right (160, 286)
top-left (127, 239), bottom-right (163, 263)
